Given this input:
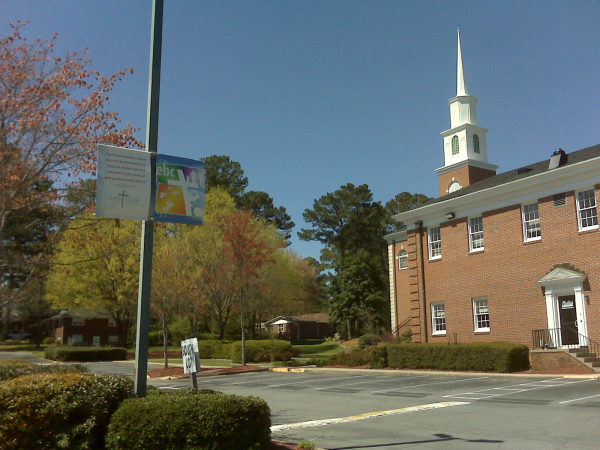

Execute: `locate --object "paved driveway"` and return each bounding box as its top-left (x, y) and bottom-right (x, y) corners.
top-left (150, 369), bottom-right (600, 450)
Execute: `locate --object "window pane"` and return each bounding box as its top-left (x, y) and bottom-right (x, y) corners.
top-left (469, 217), bottom-right (484, 251)
top-left (522, 203), bottom-right (541, 240)
top-left (398, 251), bottom-right (408, 269)
top-left (428, 227), bottom-right (442, 259)
top-left (474, 298), bottom-right (490, 331)
top-left (577, 189), bottom-right (598, 229)
top-left (451, 136), bottom-right (459, 155)
top-left (432, 303), bottom-right (446, 333)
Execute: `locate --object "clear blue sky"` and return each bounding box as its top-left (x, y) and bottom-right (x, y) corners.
top-left (4, 0), bottom-right (600, 260)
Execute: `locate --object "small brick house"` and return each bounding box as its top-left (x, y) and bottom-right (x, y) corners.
top-left (264, 313), bottom-right (336, 341)
top-left (386, 32), bottom-right (600, 351)
top-left (44, 309), bottom-right (120, 347)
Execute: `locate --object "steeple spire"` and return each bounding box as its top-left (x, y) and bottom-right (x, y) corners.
top-left (457, 29), bottom-right (468, 96)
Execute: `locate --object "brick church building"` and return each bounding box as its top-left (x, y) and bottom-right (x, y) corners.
top-left (386, 32), bottom-right (600, 350)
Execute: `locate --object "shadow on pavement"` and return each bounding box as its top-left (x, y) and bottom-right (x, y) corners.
top-left (328, 433), bottom-right (504, 449)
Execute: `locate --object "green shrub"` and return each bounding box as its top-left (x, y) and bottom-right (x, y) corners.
top-left (298, 440), bottom-right (316, 450)
top-left (44, 346), bottom-right (127, 362)
top-left (230, 340), bottom-right (293, 363)
top-left (329, 344), bottom-right (388, 368)
top-left (196, 340), bottom-right (230, 359)
top-left (387, 342), bottom-right (530, 373)
top-left (0, 372), bottom-right (134, 450)
top-left (358, 333), bottom-right (381, 349)
top-left (0, 359), bottom-right (87, 382)
top-left (105, 390), bottom-right (270, 450)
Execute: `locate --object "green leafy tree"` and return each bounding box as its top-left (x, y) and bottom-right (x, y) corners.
top-left (46, 216), bottom-right (140, 346)
top-left (201, 155), bottom-right (249, 201)
top-left (384, 192), bottom-right (431, 232)
top-left (239, 190), bottom-right (295, 243)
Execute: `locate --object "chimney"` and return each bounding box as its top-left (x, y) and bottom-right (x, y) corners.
top-left (548, 148), bottom-right (567, 170)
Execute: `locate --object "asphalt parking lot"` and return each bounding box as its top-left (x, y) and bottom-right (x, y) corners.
top-left (145, 368), bottom-right (600, 450)
top-left (6, 355), bottom-right (600, 450)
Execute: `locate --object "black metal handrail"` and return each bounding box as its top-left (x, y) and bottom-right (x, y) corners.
top-left (532, 327), bottom-right (600, 358)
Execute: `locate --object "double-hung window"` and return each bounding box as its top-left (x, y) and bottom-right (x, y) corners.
top-left (473, 298), bottom-right (490, 332)
top-left (522, 203), bottom-right (541, 241)
top-left (431, 303), bottom-right (446, 335)
top-left (468, 216), bottom-right (484, 252)
top-left (72, 318), bottom-right (84, 326)
top-left (576, 189), bottom-right (598, 231)
top-left (278, 324), bottom-right (284, 333)
top-left (397, 250), bottom-right (408, 270)
top-left (428, 227), bottom-right (442, 259)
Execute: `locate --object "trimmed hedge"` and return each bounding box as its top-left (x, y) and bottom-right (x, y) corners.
top-left (197, 340), bottom-right (230, 359)
top-left (329, 344), bottom-right (388, 369)
top-left (387, 342), bottom-right (530, 373)
top-left (105, 390), bottom-right (271, 450)
top-left (0, 372), bottom-right (134, 450)
top-left (0, 359), bottom-right (87, 382)
top-left (291, 339), bottom-right (325, 345)
top-left (358, 333), bottom-right (381, 349)
top-left (230, 340), bottom-right (293, 363)
top-left (44, 346), bottom-right (127, 362)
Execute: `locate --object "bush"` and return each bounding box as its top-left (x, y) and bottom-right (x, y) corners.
top-left (105, 390), bottom-right (271, 450)
top-left (0, 359), bottom-right (87, 382)
top-left (358, 333), bottom-right (381, 349)
top-left (197, 340), bottom-right (230, 359)
top-left (0, 372), bottom-right (134, 450)
top-left (387, 342), bottom-right (530, 373)
top-left (230, 340), bottom-right (293, 363)
top-left (329, 344), bottom-right (387, 369)
top-left (44, 346), bottom-right (127, 362)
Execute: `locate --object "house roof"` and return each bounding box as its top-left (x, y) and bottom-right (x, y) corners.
top-left (264, 313), bottom-right (330, 326)
top-left (45, 308), bottom-right (112, 322)
top-left (425, 144), bottom-right (600, 207)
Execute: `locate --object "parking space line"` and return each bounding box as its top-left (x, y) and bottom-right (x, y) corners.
top-left (265, 374), bottom-right (378, 388)
top-left (445, 378), bottom-right (593, 401)
top-left (371, 376), bottom-right (489, 394)
top-left (270, 401), bottom-right (470, 433)
top-left (315, 374), bottom-right (429, 391)
top-left (559, 393), bottom-right (600, 404)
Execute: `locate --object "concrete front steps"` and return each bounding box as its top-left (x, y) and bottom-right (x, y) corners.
top-left (568, 347), bottom-right (600, 372)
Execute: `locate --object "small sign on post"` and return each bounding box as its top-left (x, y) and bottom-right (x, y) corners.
top-left (181, 338), bottom-right (201, 389)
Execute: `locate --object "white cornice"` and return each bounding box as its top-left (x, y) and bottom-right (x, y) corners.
top-left (441, 123), bottom-right (489, 137)
top-left (435, 159), bottom-right (499, 175)
top-left (394, 155), bottom-right (600, 229)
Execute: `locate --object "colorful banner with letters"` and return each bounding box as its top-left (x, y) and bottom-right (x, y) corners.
top-left (154, 154), bottom-right (206, 225)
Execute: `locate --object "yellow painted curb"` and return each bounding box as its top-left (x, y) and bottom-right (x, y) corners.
top-left (290, 368), bottom-right (305, 373)
top-left (270, 367), bottom-right (289, 373)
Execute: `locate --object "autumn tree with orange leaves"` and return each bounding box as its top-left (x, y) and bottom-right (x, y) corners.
top-left (0, 21), bottom-right (142, 313)
top-left (215, 209), bottom-right (284, 365)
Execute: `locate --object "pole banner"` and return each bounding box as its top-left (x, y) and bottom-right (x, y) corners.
top-left (96, 145), bottom-right (152, 220)
top-left (154, 154), bottom-right (206, 225)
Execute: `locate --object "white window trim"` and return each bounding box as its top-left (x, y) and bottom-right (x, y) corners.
top-left (468, 216), bottom-right (485, 253)
top-left (428, 226), bottom-right (442, 260)
top-left (278, 324), bottom-right (284, 333)
top-left (522, 202), bottom-right (542, 242)
top-left (72, 318), bottom-right (85, 326)
top-left (397, 250), bottom-right (408, 270)
top-left (108, 319), bottom-right (117, 327)
top-left (473, 297), bottom-right (490, 332)
top-left (431, 302), bottom-right (446, 335)
top-left (576, 188), bottom-right (599, 232)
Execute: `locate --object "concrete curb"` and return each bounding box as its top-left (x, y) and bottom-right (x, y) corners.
top-left (273, 366), bottom-right (600, 379)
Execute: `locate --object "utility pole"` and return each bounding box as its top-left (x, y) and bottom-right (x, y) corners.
top-left (134, 0), bottom-right (164, 397)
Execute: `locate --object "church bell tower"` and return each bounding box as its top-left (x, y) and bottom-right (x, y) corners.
top-left (435, 30), bottom-right (498, 197)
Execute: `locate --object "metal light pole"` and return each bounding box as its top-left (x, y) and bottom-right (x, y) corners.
top-left (134, 0), bottom-right (164, 397)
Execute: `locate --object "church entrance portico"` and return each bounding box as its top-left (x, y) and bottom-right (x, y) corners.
top-left (538, 266), bottom-right (588, 348)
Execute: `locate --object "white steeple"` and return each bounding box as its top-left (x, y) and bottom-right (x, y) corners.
top-left (436, 30), bottom-right (497, 196)
top-left (457, 29), bottom-right (468, 96)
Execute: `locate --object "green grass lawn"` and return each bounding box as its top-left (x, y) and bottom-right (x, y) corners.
top-left (0, 343), bottom-right (45, 352)
top-left (293, 342), bottom-right (345, 359)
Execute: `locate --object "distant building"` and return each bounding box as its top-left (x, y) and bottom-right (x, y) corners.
top-left (264, 313), bottom-right (336, 341)
top-left (387, 32), bottom-right (599, 352)
top-left (44, 309), bottom-right (120, 346)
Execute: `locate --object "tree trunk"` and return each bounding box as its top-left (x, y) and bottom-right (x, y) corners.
top-left (163, 325), bottom-right (169, 369)
top-left (347, 319), bottom-right (352, 340)
top-left (240, 296), bottom-right (246, 366)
